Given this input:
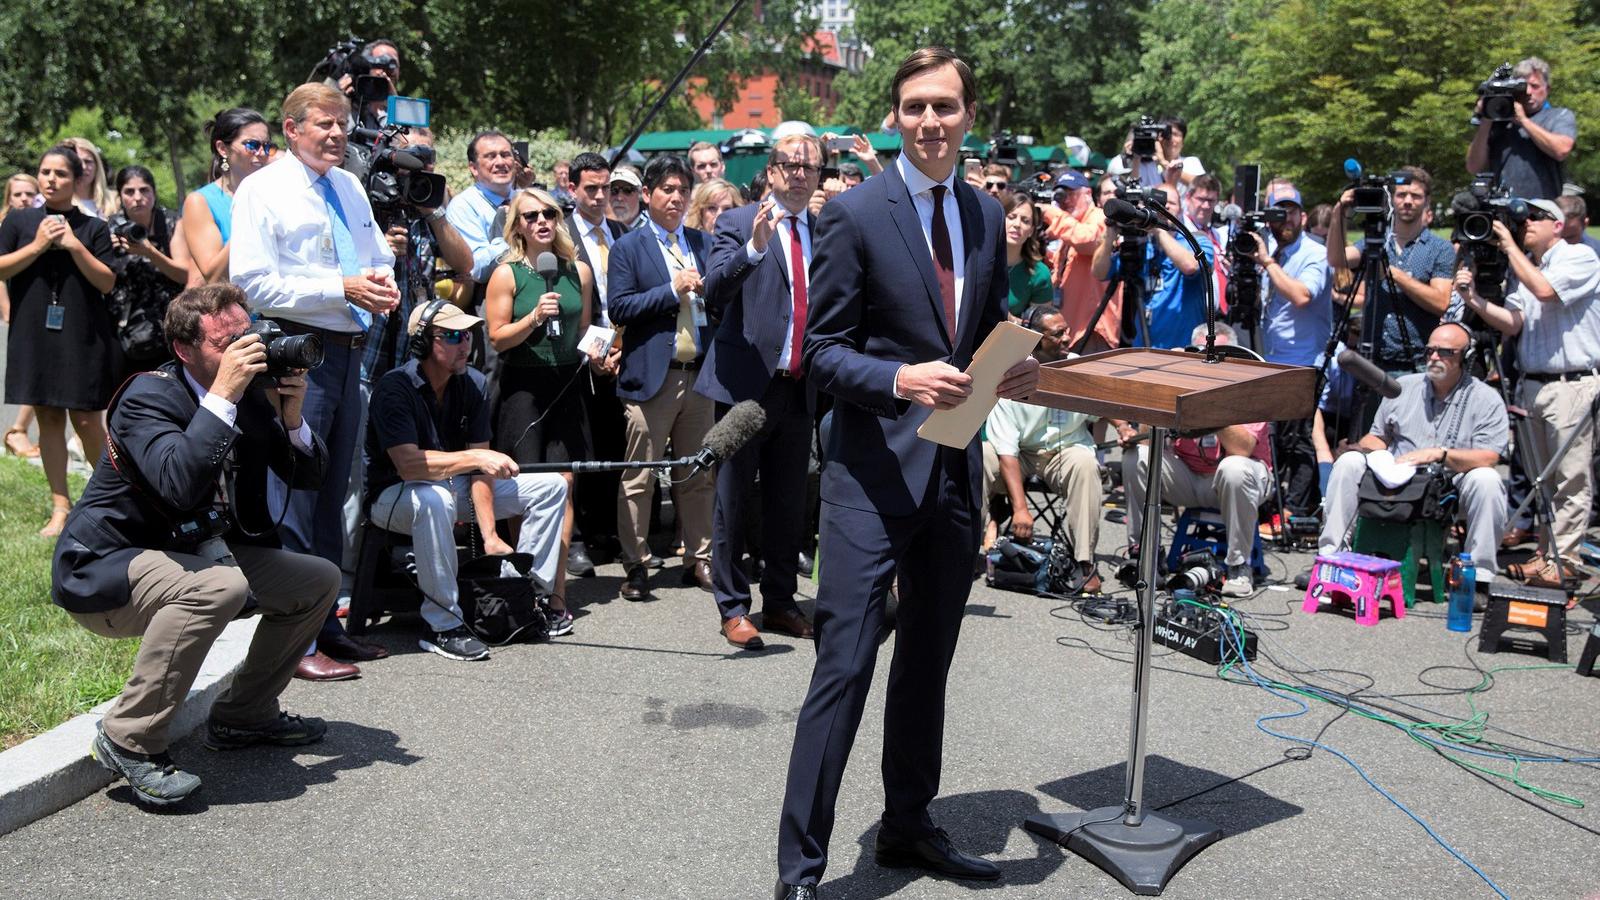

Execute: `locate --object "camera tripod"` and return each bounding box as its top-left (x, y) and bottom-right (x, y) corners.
top-left (1070, 234), bottom-right (1154, 357)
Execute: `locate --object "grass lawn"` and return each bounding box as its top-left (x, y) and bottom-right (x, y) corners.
top-left (0, 457), bottom-right (136, 749)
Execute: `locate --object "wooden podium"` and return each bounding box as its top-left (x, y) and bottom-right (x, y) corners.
top-left (1021, 348), bottom-right (1315, 896)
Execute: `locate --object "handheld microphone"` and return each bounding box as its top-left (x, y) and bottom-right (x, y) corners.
top-left (535, 251), bottom-right (562, 339)
top-left (1337, 349), bottom-right (1403, 399)
top-left (1103, 198), bottom-right (1172, 232)
top-left (691, 400), bottom-right (767, 473)
top-left (1343, 158), bottom-right (1363, 181)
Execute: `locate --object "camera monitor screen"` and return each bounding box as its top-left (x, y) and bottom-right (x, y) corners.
top-left (387, 95), bottom-right (431, 129)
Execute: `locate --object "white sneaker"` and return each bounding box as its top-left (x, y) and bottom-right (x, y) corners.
top-left (1221, 565), bottom-right (1254, 598)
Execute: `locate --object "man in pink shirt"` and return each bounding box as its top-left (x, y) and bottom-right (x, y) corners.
top-left (1041, 170), bottom-right (1118, 351)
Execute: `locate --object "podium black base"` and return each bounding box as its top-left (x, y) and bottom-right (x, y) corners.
top-left (1024, 806), bottom-right (1220, 896)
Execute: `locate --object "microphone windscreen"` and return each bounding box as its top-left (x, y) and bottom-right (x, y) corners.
top-left (1218, 203), bottom-right (1243, 222)
top-left (535, 251), bottom-right (560, 280)
top-left (1449, 191), bottom-right (1479, 216)
top-left (702, 400), bottom-right (767, 462)
top-left (390, 149), bottom-right (426, 171)
top-left (1337, 349), bottom-right (1403, 399)
top-left (1343, 158), bottom-right (1363, 181)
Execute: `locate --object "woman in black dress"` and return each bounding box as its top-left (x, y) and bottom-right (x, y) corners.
top-left (0, 146), bottom-right (117, 536)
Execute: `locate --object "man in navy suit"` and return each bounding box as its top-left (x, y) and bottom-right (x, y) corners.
top-left (774, 48), bottom-right (1040, 898)
top-left (607, 155), bottom-right (717, 602)
top-left (51, 284), bottom-right (337, 808)
top-left (697, 131), bottom-right (825, 649)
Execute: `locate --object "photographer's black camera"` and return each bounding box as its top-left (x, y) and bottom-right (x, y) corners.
top-left (1165, 549), bottom-right (1226, 593)
top-left (1130, 115), bottom-right (1170, 161)
top-left (1223, 208), bottom-right (1286, 324)
top-left (237, 319), bottom-right (324, 380)
top-left (110, 219), bottom-right (147, 243)
top-left (1115, 177), bottom-right (1167, 210)
top-left (1450, 173), bottom-right (1529, 300)
top-left (1478, 63), bottom-right (1528, 123)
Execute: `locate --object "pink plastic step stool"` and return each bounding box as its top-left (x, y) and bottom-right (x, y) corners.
top-left (1301, 552), bottom-right (1406, 626)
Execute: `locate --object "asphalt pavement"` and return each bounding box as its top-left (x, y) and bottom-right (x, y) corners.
top-left (3, 500), bottom-right (1599, 900)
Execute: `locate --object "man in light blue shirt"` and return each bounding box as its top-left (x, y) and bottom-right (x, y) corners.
top-left (444, 130), bottom-right (526, 294)
top-left (1254, 186), bottom-right (1331, 367)
top-left (1252, 184), bottom-right (1331, 516)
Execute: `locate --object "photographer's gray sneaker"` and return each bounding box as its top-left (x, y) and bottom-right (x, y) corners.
top-left (204, 711), bottom-right (328, 751)
top-left (91, 726), bottom-right (202, 808)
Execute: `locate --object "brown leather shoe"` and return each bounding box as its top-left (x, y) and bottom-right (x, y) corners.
top-left (762, 608), bottom-right (815, 639)
top-left (294, 652), bottom-right (360, 681)
top-left (722, 614), bottom-right (765, 650)
top-left (321, 631), bottom-right (390, 662)
top-left (681, 559), bottom-right (713, 591)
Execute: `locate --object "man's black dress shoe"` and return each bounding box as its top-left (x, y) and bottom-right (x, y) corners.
top-left (874, 826), bottom-right (1000, 880)
top-left (620, 564), bottom-right (651, 601)
top-left (567, 542), bottom-right (596, 578)
top-left (774, 881), bottom-right (818, 900)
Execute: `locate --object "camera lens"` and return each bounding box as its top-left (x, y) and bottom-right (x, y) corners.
top-left (1460, 212), bottom-right (1493, 243)
top-left (268, 333), bottom-right (324, 372)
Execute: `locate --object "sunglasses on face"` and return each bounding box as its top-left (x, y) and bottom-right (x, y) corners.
top-left (520, 208), bottom-right (560, 223)
top-left (984, 181), bottom-right (1008, 190)
top-left (611, 184), bottom-right (638, 195)
top-left (437, 329), bottom-right (471, 345)
top-left (241, 139), bottom-right (277, 154)
top-left (1424, 345), bottom-right (1462, 359)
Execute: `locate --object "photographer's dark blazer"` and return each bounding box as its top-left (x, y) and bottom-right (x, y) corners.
top-left (51, 362), bottom-right (328, 614)
top-left (606, 222), bottom-right (713, 403)
top-left (695, 202), bottom-right (814, 406)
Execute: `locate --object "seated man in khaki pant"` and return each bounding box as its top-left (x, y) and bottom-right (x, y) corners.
top-left (51, 284), bottom-right (338, 808)
top-left (982, 305), bottom-right (1105, 592)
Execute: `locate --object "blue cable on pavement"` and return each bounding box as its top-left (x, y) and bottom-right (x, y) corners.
top-left (1218, 615), bottom-right (1513, 900)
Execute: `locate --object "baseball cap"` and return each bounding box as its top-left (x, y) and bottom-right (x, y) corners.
top-left (609, 167), bottom-right (642, 190)
top-left (1525, 198), bottom-right (1563, 221)
top-left (1267, 185), bottom-right (1304, 207)
top-left (1055, 170), bottom-right (1090, 191)
top-left (408, 301), bottom-right (483, 337)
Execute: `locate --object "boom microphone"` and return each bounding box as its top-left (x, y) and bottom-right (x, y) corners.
top-left (692, 400), bottom-right (767, 472)
top-left (1337, 349), bottom-right (1403, 399)
top-left (1103, 198), bottom-right (1172, 232)
top-left (535, 251), bottom-right (562, 338)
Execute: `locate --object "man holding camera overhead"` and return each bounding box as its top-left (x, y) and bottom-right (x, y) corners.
top-left (231, 82), bottom-right (398, 679)
top-left (1466, 57), bottom-right (1577, 201)
top-left (52, 283), bottom-right (337, 809)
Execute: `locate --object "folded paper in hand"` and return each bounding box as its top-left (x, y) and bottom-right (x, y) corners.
top-left (916, 322), bottom-right (1042, 449)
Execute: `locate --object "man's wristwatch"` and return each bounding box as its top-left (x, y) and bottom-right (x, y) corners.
top-left (426, 206), bottom-right (447, 223)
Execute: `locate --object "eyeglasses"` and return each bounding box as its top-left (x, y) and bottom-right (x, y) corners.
top-left (240, 139), bottom-right (277, 154)
top-left (771, 161), bottom-right (820, 176)
top-left (1423, 345), bottom-right (1462, 359)
top-left (520, 208), bottom-right (560, 223)
top-left (436, 329), bottom-right (471, 345)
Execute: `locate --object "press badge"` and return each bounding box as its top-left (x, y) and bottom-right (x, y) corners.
top-left (319, 229), bottom-right (337, 266)
top-left (1200, 434), bottom-right (1218, 449)
top-left (691, 294), bottom-right (707, 328)
top-left (45, 304), bottom-right (65, 331)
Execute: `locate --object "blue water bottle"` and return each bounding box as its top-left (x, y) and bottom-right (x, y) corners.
top-left (1447, 553), bottom-right (1476, 632)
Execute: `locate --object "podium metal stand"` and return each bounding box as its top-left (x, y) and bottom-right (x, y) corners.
top-left (1021, 348), bottom-right (1315, 895)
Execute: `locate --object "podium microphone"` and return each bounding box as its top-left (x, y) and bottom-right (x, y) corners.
top-left (690, 400), bottom-right (767, 473)
top-left (1103, 198), bottom-right (1173, 232)
top-left (1337, 349), bottom-right (1403, 399)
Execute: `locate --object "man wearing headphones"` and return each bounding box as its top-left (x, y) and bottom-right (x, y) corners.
top-left (364, 300), bottom-right (570, 659)
top-left (1317, 322), bottom-right (1509, 580)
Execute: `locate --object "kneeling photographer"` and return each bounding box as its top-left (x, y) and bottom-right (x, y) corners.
top-left (51, 284), bottom-right (337, 809)
top-left (1326, 166), bottom-right (1455, 379)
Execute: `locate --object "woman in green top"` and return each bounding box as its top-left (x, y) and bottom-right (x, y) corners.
top-left (1005, 192), bottom-right (1052, 318)
top-left (485, 188), bottom-right (599, 621)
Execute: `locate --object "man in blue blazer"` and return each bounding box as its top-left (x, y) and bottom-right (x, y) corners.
top-left (607, 154), bottom-right (717, 602)
top-left (696, 131), bottom-right (826, 649)
top-left (774, 49), bottom-right (1040, 898)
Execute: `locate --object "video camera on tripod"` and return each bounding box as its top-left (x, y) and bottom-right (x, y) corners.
top-left (1450, 173), bottom-right (1529, 301)
top-left (1220, 207), bottom-right (1284, 326)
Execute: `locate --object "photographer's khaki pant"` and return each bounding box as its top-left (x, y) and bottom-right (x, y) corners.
top-left (981, 443), bottom-right (1102, 562)
top-left (70, 545), bottom-right (338, 755)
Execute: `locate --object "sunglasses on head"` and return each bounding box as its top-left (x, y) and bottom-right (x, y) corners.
top-left (520, 208), bottom-right (560, 223)
top-left (241, 139), bottom-right (277, 154)
top-left (436, 329), bottom-right (470, 345)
